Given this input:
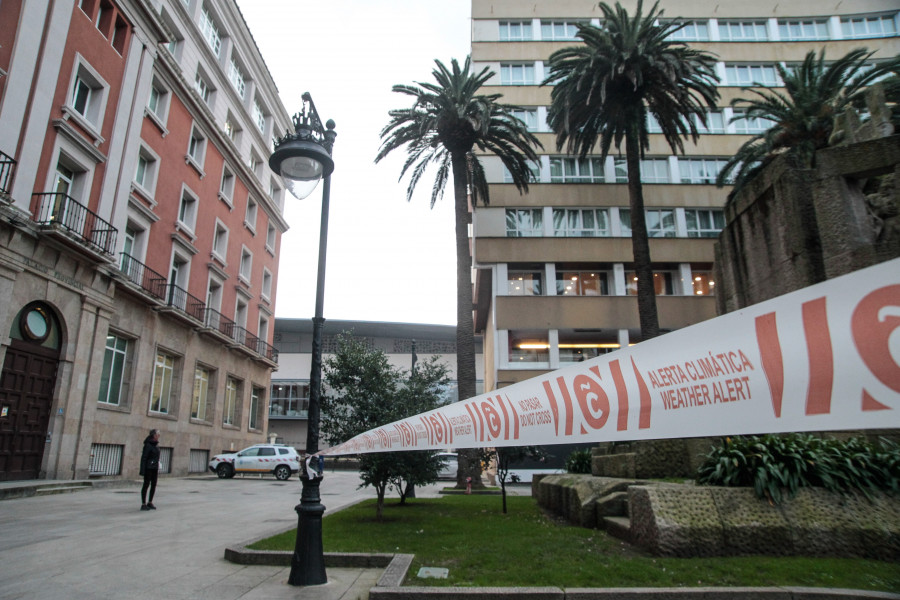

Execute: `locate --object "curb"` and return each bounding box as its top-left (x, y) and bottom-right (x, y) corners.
top-left (223, 547), bottom-right (900, 600)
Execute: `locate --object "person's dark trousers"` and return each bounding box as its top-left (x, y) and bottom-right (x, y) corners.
top-left (141, 469), bottom-right (158, 506)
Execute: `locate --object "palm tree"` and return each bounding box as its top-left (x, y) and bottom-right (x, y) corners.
top-left (716, 48), bottom-right (900, 196)
top-left (376, 57), bottom-right (541, 487)
top-left (543, 0), bottom-right (719, 341)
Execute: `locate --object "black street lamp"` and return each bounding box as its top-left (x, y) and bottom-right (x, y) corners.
top-left (269, 92), bottom-right (336, 587)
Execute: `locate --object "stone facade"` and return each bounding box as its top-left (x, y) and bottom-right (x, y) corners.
top-left (715, 121), bottom-right (900, 312)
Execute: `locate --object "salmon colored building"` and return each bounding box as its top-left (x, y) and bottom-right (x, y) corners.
top-left (0, 0), bottom-right (292, 481)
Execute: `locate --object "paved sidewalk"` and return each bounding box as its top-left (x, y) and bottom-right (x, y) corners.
top-left (0, 472), bottom-right (463, 600)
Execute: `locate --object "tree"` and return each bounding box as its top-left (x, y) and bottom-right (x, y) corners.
top-left (391, 357), bottom-right (454, 504)
top-left (320, 336), bottom-right (453, 519)
top-left (716, 48), bottom-right (900, 197)
top-left (495, 446), bottom-right (545, 514)
top-left (543, 1), bottom-right (719, 341)
top-left (376, 57), bottom-right (542, 487)
top-left (321, 334), bottom-right (402, 520)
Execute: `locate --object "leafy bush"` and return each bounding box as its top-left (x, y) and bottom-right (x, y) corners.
top-left (696, 434), bottom-right (900, 504)
top-left (565, 449), bottom-right (592, 474)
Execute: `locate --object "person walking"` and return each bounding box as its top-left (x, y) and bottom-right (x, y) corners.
top-left (139, 429), bottom-right (160, 511)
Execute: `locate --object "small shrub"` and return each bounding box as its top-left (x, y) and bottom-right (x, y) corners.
top-left (565, 449), bottom-right (592, 474)
top-left (696, 434), bottom-right (900, 504)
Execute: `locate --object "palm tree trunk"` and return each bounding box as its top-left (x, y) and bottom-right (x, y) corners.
top-left (451, 152), bottom-right (482, 489)
top-left (625, 124), bottom-right (660, 341)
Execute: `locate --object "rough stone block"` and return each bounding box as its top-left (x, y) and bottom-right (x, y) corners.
top-left (709, 487), bottom-right (793, 556)
top-left (628, 485), bottom-right (725, 557)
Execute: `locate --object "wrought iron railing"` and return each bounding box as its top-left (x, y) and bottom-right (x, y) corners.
top-left (203, 307), bottom-right (235, 338)
top-left (33, 192), bottom-right (117, 256)
top-left (119, 253), bottom-right (167, 300)
top-left (164, 283), bottom-right (206, 322)
top-left (0, 150), bottom-right (16, 196)
top-left (256, 338), bottom-right (278, 362)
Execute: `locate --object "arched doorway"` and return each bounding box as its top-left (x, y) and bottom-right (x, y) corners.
top-left (0, 303), bottom-right (62, 481)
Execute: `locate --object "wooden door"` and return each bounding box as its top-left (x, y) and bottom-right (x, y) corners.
top-left (0, 340), bottom-right (59, 481)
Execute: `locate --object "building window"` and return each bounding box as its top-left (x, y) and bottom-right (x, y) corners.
top-left (693, 111), bottom-right (725, 134)
top-left (212, 221), bottom-right (228, 261)
top-left (625, 271), bottom-right (675, 296)
top-left (194, 69), bottom-right (211, 105)
top-left (262, 268), bottom-right (273, 300)
top-left (731, 109), bottom-right (774, 134)
top-left (245, 197), bottom-right (258, 230)
top-left (509, 330), bottom-right (549, 363)
top-left (249, 386), bottom-right (263, 430)
top-left (556, 268), bottom-right (609, 296)
top-left (717, 20), bottom-right (768, 41)
top-left (266, 223), bottom-right (276, 253)
top-left (98, 333), bottom-right (131, 406)
top-left (134, 147), bottom-right (158, 195)
top-left (223, 376), bottom-right (240, 426)
top-left (270, 382), bottom-right (309, 417)
top-left (540, 20), bottom-right (582, 40)
top-left (149, 350), bottom-right (177, 414)
top-left (147, 78), bottom-right (169, 127)
top-left (724, 63), bottom-right (779, 86)
top-left (679, 158), bottom-right (727, 184)
top-left (500, 63), bottom-right (535, 85)
top-left (684, 209), bottom-right (725, 238)
top-left (778, 19), bottom-right (829, 41)
top-left (228, 57), bottom-right (246, 98)
top-left (224, 114), bottom-right (240, 143)
top-left (199, 7), bottom-right (222, 56)
top-left (841, 14), bottom-right (897, 39)
top-left (640, 159), bottom-right (670, 183)
top-left (692, 271), bottom-right (716, 296)
top-left (500, 20), bottom-right (532, 41)
top-left (549, 157), bottom-right (605, 183)
top-left (558, 331), bottom-right (621, 363)
top-left (506, 208), bottom-right (543, 237)
top-left (191, 365), bottom-right (212, 421)
top-left (187, 126), bottom-right (206, 171)
top-left (507, 267), bottom-right (542, 296)
top-left (667, 20), bottom-right (709, 41)
top-left (219, 165), bottom-right (235, 203)
top-left (553, 208), bottom-right (610, 237)
top-left (66, 57), bottom-right (108, 133)
top-left (511, 108), bottom-right (539, 131)
top-left (253, 99), bottom-right (266, 133)
top-left (178, 188), bottom-right (198, 232)
top-left (619, 208), bottom-right (676, 237)
top-left (239, 247), bottom-right (252, 283)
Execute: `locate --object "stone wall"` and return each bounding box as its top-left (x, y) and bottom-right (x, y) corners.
top-left (533, 475), bottom-right (900, 559)
top-left (629, 484), bottom-right (900, 559)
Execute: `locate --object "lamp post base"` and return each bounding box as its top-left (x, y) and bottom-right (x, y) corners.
top-left (287, 474), bottom-right (327, 586)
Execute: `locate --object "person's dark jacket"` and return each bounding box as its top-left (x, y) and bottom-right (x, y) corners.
top-left (140, 435), bottom-right (160, 476)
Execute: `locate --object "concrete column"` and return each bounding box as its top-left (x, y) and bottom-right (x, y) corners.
top-left (545, 262), bottom-right (557, 295)
top-left (613, 263), bottom-right (626, 295)
top-left (548, 329), bottom-right (560, 369)
top-left (678, 263), bottom-right (694, 296)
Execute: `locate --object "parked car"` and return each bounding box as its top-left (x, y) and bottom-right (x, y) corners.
top-left (436, 452), bottom-right (458, 479)
top-left (208, 444), bottom-right (300, 480)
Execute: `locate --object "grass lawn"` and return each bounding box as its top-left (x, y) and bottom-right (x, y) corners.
top-left (248, 495), bottom-right (900, 590)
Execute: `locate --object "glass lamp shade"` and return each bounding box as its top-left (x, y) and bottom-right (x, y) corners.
top-left (269, 136), bottom-right (335, 201)
top-left (284, 174), bottom-right (322, 201)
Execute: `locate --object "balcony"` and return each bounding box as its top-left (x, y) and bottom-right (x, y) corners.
top-left (0, 150), bottom-right (15, 200)
top-left (32, 193), bottom-right (117, 258)
top-left (115, 258), bottom-right (278, 365)
top-left (160, 283), bottom-right (206, 323)
top-left (119, 253), bottom-right (167, 301)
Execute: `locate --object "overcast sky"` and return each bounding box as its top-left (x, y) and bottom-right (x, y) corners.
top-left (236, 1), bottom-right (473, 326)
